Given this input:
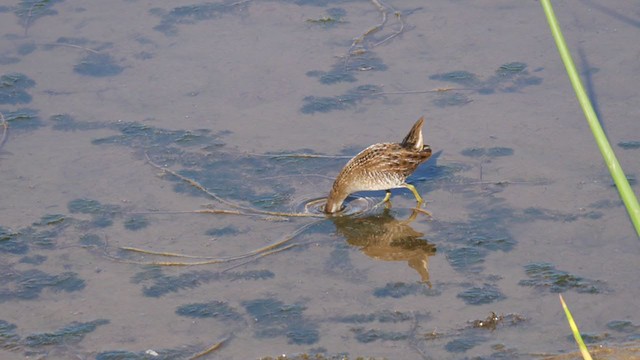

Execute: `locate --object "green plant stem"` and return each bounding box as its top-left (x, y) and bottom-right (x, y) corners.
top-left (559, 295), bottom-right (593, 360)
top-left (540, 0), bottom-right (640, 237)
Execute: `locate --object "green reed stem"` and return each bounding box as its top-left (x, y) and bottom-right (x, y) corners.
top-left (559, 295), bottom-right (593, 360)
top-left (540, 0), bottom-right (640, 238)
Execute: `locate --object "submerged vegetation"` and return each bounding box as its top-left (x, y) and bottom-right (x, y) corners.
top-left (132, 267), bottom-right (274, 297)
top-left (306, 7), bottom-right (347, 26)
top-left (13, 0), bottom-right (64, 32)
top-left (0, 318), bottom-right (107, 352)
top-left (302, 61), bottom-right (542, 113)
top-left (0, 73), bottom-right (35, 105)
top-left (176, 300), bottom-right (243, 321)
top-left (519, 263), bottom-right (608, 294)
top-left (151, 1), bottom-right (251, 36)
top-left (73, 53), bottom-right (124, 77)
top-left (0, 269), bottom-right (85, 302)
top-left (243, 298), bottom-right (319, 345)
top-left (301, 85), bottom-right (383, 114)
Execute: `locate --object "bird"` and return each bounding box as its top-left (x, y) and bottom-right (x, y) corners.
top-left (324, 116), bottom-right (432, 213)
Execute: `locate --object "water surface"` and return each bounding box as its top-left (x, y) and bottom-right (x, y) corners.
top-left (1, 1), bottom-right (639, 359)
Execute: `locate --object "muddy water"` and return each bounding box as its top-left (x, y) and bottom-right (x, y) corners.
top-left (1, 1), bottom-right (639, 359)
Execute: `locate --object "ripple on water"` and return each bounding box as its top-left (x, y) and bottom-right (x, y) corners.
top-left (299, 196), bottom-right (381, 216)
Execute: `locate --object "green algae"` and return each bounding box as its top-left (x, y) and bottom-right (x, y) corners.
top-left (242, 298), bottom-right (319, 345)
top-left (19, 254), bottom-right (46, 264)
top-left (74, 53), bottom-right (124, 77)
top-left (373, 282), bottom-right (440, 298)
top-left (432, 92), bottom-right (472, 107)
top-left (67, 198), bottom-right (122, 228)
top-left (132, 267), bottom-right (274, 297)
top-left (306, 17), bottom-right (340, 25)
top-left (68, 198), bottom-right (120, 215)
top-left (444, 335), bottom-right (485, 353)
top-left (496, 62), bottom-right (527, 74)
top-left (50, 37), bottom-right (114, 52)
top-left (351, 328), bottom-right (408, 343)
top-left (0, 269), bottom-right (85, 302)
top-left (23, 319), bottom-right (109, 347)
top-left (307, 51), bottom-right (387, 85)
top-left (461, 147), bottom-right (514, 158)
top-left (0, 73), bottom-right (35, 104)
top-left (0, 220), bottom-right (73, 254)
top-left (457, 284), bottom-right (505, 305)
top-left (301, 84), bottom-right (383, 114)
top-left (0, 108), bottom-right (43, 130)
top-left (301, 95), bottom-right (349, 113)
top-left (445, 247), bottom-right (485, 271)
top-left (175, 300), bottom-right (242, 321)
top-left (430, 70), bottom-right (480, 86)
top-left (33, 214), bottom-right (66, 226)
top-left (0, 226), bottom-right (26, 254)
top-left (429, 62), bottom-right (542, 106)
top-left (306, 69), bottom-right (356, 84)
top-left (151, 1), bottom-right (250, 36)
top-left (519, 262), bottom-right (608, 294)
top-left (618, 140), bottom-right (640, 150)
top-left (79, 233), bottom-right (105, 247)
top-left (607, 320), bottom-right (640, 333)
top-left (306, 8), bottom-right (346, 26)
top-left (14, 0), bottom-right (63, 28)
top-left (0, 320), bottom-right (20, 350)
top-left (205, 225), bottom-right (242, 237)
top-left (334, 310), bottom-right (416, 324)
top-left (92, 121), bottom-right (216, 148)
top-left (123, 215), bottom-right (149, 231)
top-left (50, 113), bottom-right (102, 132)
top-left (28, 229), bottom-right (57, 248)
top-left (50, 113), bottom-right (105, 131)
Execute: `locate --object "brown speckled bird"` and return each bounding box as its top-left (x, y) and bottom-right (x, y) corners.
top-left (324, 117), bottom-right (432, 213)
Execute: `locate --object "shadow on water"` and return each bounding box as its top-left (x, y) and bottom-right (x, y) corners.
top-left (577, 47), bottom-right (603, 132)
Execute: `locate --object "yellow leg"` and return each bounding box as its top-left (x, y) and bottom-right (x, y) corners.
top-left (382, 190), bottom-right (392, 203)
top-left (404, 184), bottom-right (424, 204)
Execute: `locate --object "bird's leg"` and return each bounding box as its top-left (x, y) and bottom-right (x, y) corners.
top-left (404, 184), bottom-right (432, 216)
top-left (382, 190), bottom-right (391, 206)
top-left (404, 184), bottom-right (424, 205)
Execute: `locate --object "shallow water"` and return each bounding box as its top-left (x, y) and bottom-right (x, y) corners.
top-left (1, 1), bottom-right (639, 359)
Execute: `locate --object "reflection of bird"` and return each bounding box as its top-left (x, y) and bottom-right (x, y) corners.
top-left (324, 117), bottom-right (432, 214)
top-left (332, 209), bottom-right (436, 285)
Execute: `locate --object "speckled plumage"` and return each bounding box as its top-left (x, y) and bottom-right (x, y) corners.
top-left (325, 117), bottom-right (432, 213)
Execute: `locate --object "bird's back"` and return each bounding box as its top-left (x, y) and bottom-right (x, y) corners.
top-left (333, 142), bottom-right (431, 193)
